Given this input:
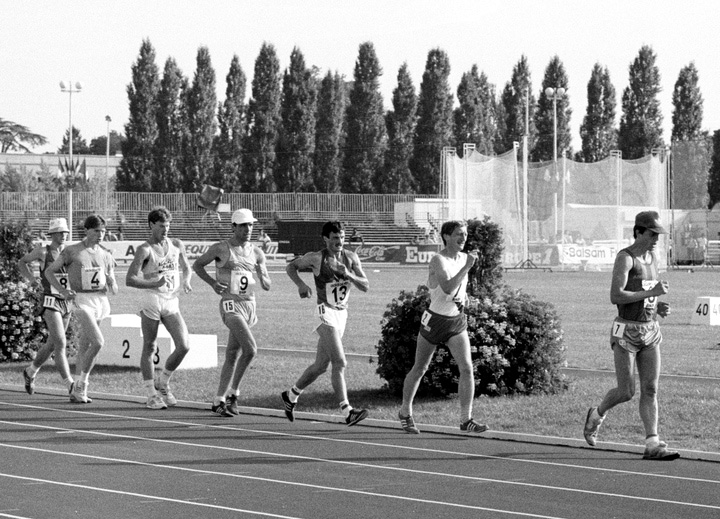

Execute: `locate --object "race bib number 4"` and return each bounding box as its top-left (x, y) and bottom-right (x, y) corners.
top-left (82, 266), bottom-right (106, 291)
top-left (229, 269), bottom-right (254, 295)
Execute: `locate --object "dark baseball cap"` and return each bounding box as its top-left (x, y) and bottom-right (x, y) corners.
top-left (635, 211), bottom-right (667, 234)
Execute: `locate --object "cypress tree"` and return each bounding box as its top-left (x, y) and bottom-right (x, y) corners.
top-left (342, 42), bottom-right (387, 193)
top-left (214, 55), bottom-right (247, 192)
top-left (381, 62), bottom-right (417, 193)
top-left (409, 48), bottom-right (454, 194)
top-left (314, 71), bottom-right (346, 193)
top-left (579, 63), bottom-right (617, 162)
top-left (533, 56), bottom-right (571, 161)
top-left (276, 47), bottom-right (317, 192)
top-left (618, 45), bottom-right (664, 160)
top-left (118, 39), bottom-right (160, 192)
top-left (155, 57), bottom-right (187, 192)
top-left (243, 43), bottom-right (282, 192)
top-left (499, 55), bottom-right (536, 155)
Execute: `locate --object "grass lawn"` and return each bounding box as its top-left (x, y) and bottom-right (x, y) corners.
top-left (3, 263), bottom-right (720, 452)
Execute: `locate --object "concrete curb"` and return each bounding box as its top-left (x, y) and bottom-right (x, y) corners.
top-left (2, 383), bottom-right (718, 464)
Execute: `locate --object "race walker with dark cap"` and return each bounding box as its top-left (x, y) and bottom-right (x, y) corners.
top-left (583, 210), bottom-right (679, 461)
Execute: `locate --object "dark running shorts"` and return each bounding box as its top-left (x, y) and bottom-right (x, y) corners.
top-left (419, 309), bottom-right (467, 345)
top-left (39, 294), bottom-right (71, 318)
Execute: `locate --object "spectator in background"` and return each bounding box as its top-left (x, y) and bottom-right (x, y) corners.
top-left (349, 228), bottom-right (364, 246)
top-left (696, 233), bottom-right (707, 265)
top-left (258, 228), bottom-right (272, 253)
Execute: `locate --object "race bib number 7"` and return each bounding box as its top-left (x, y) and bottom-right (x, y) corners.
top-left (612, 321), bottom-right (626, 338)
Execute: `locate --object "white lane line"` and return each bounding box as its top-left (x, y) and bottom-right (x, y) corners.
top-left (2, 401), bottom-right (719, 486)
top-left (0, 445), bottom-right (565, 519)
top-left (1, 425), bottom-right (719, 513)
top-left (0, 472), bottom-right (302, 518)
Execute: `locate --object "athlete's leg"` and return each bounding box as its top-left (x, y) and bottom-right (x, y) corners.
top-left (446, 331), bottom-right (475, 422)
top-left (294, 326), bottom-right (333, 391)
top-left (598, 345), bottom-right (636, 416)
top-left (161, 312), bottom-right (190, 372)
top-left (315, 324), bottom-right (348, 403)
top-left (636, 345), bottom-right (661, 438)
top-left (140, 313), bottom-right (161, 382)
top-left (73, 308), bottom-right (105, 375)
top-left (400, 334), bottom-right (437, 417)
top-left (218, 314), bottom-right (256, 398)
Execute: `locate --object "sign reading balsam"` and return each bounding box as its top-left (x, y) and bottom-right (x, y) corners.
top-left (96, 314), bottom-right (218, 368)
top-left (690, 296), bottom-right (720, 326)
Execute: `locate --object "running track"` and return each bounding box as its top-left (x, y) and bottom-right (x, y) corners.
top-left (1, 385), bottom-right (719, 519)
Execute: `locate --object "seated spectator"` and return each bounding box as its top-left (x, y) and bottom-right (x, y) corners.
top-left (349, 228), bottom-right (364, 245)
top-left (258, 228), bottom-right (272, 253)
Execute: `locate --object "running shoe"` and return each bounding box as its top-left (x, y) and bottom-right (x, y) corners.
top-left (281, 391), bottom-right (296, 422)
top-left (211, 401), bottom-right (234, 417)
top-left (583, 407), bottom-right (603, 446)
top-left (69, 382), bottom-right (92, 404)
top-left (226, 394), bottom-right (240, 415)
top-left (146, 394), bottom-right (167, 410)
top-left (399, 412), bottom-right (420, 434)
top-left (346, 408), bottom-right (369, 426)
top-left (460, 418), bottom-right (488, 433)
top-left (23, 368), bottom-right (35, 395)
top-left (643, 444), bottom-right (680, 461)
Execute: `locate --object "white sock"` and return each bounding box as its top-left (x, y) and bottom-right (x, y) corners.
top-left (645, 435), bottom-right (660, 448)
top-left (340, 401), bottom-right (352, 417)
top-left (288, 386), bottom-right (302, 403)
top-left (144, 379), bottom-right (157, 398)
top-left (27, 364), bottom-right (40, 377)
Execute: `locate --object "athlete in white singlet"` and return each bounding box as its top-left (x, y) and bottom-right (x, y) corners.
top-left (398, 220), bottom-right (488, 435)
top-left (126, 207), bottom-right (192, 410)
top-left (46, 214), bottom-right (118, 404)
top-left (193, 208), bottom-right (271, 417)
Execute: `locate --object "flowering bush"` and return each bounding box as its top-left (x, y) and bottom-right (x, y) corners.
top-left (0, 220), bottom-right (79, 363)
top-left (376, 217), bottom-right (567, 398)
top-left (0, 280), bottom-right (47, 362)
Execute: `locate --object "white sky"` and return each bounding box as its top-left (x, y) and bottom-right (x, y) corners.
top-left (1, 0), bottom-right (717, 154)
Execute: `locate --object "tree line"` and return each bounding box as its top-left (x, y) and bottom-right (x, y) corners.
top-left (4, 39), bottom-right (719, 207)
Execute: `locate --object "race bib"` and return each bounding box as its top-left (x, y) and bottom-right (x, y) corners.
top-left (51, 273), bottom-right (69, 295)
top-left (81, 266), bottom-right (105, 291)
top-left (158, 260), bottom-right (179, 293)
top-left (326, 280), bottom-right (350, 307)
top-left (229, 269), bottom-right (254, 295)
top-left (43, 295), bottom-right (59, 310)
top-left (642, 280), bottom-right (659, 309)
top-left (421, 310), bottom-right (432, 330)
top-left (612, 321), bottom-right (626, 338)
top-left (222, 300), bottom-right (236, 313)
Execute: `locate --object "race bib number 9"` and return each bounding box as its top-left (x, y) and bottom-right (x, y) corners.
top-left (230, 269), bottom-right (254, 295)
top-left (51, 273), bottom-right (69, 295)
top-left (82, 266), bottom-right (105, 291)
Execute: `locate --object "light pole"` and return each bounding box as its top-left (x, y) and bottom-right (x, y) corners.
top-left (105, 115), bottom-right (111, 215)
top-left (60, 80), bottom-right (82, 241)
top-left (545, 86), bottom-right (565, 257)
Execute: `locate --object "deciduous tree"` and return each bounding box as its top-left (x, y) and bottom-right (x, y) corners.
top-left (533, 56), bottom-right (571, 162)
top-left (381, 62), bottom-right (417, 193)
top-left (214, 55), bottom-right (247, 192)
top-left (314, 71), bottom-right (346, 193)
top-left (579, 63), bottom-right (617, 162)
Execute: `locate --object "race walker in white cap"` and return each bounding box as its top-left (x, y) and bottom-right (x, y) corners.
top-left (192, 208), bottom-right (272, 417)
top-left (18, 218), bottom-right (75, 396)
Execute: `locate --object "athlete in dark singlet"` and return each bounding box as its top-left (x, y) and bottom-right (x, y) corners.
top-left (584, 210), bottom-right (679, 461)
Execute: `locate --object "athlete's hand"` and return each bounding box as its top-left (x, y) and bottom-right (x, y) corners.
top-left (213, 281), bottom-right (228, 295)
top-left (465, 251), bottom-right (478, 269)
top-left (298, 283), bottom-right (312, 299)
top-left (651, 280), bottom-right (669, 297)
top-left (182, 280), bottom-right (193, 294)
top-left (657, 301), bottom-right (671, 318)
